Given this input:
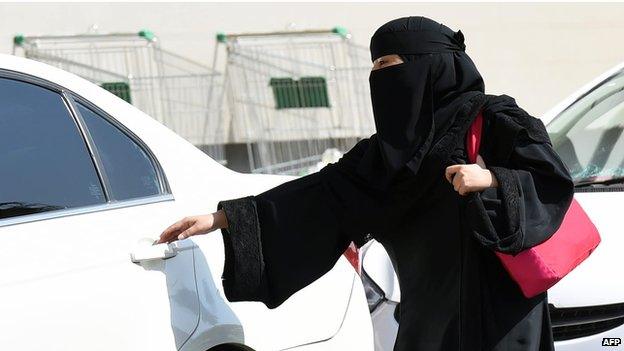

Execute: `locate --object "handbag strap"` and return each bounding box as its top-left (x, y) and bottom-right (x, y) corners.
top-left (465, 109), bottom-right (484, 164)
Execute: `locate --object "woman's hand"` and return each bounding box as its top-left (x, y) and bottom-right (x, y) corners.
top-left (445, 155), bottom-right (499, 196)
top-left (157, 210), bottom-right (229, 244)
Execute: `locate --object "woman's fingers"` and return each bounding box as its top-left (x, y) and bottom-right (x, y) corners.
top-left (158, 217), bottom-right (195, 244)
top-left (157, 214), bottom-right (217, 244)
top-left (445, 164), bottom-right (462, 183)
top-left (452, 170), bottom-right (464, 193)
top-left (446, 164), bottom-right (480, 196)
top-left (177, 224), bottom-right (199, 241)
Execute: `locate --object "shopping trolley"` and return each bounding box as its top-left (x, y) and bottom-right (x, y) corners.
top-left (13, 30), bottom-right (226, 163)
top-left (214, 27), bottom-right (375, 175)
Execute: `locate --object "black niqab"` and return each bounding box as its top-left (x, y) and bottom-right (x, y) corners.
top-left (357, 16), bottom-right (486, 189)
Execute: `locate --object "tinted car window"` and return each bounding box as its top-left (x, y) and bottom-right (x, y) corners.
top-left (0, 78), bottom-right (105, 219)
top-left (76, 102), bottom-right (160, 200)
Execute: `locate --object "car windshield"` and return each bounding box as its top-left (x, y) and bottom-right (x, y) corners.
top-left (547, 69), bottom-right (624, 186)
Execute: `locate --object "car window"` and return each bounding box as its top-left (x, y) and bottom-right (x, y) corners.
top-left (547, 70), bottom-right (624, 184)
top-left (76, 102), bottom-right (161, 200)
top-left (0, 78), bottom-right (105, 220)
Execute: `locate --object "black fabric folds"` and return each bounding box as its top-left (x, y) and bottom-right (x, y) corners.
top-left (217, 196), bottom-right (270, 303)
top-left (369, 17), bottom-right (467, 60)
top-left (357, 16), bottom-right (486, 189)
top-left (215, 15), bottom-right (574, 350)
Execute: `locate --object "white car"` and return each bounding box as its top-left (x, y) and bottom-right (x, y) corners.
top-left (0, 53), bottom-right (373, 351)
top-left (361, 62), bottom-right (624, 351)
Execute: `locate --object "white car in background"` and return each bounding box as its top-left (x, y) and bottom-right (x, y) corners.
top-left (361, 62), bottom-right (624, 351)
top-left (0, 53), bottom-right (373, 351)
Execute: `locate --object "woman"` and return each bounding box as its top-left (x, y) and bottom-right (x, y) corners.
top-left (158, 16), bottom-right (574, 351)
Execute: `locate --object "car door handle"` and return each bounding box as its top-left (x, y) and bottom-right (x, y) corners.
top-left (130, 242), bottom-right (177, 264)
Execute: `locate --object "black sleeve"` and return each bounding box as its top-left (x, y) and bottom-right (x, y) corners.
top-left (464, 134), bottom-right (575, 256)
top-left (217, 139), bottom-right (389, 309)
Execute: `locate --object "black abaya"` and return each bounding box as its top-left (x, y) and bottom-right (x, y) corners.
top-left (216, 93), bottom-right (575, 351)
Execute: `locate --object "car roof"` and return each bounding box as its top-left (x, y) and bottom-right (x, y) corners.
top-left (0, 53), bottom-right (102, 94)
top-left (540, 61), bottom-right (624, 126)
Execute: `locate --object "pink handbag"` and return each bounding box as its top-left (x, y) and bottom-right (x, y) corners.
top-left (465, 110), bottom-right (601, 298)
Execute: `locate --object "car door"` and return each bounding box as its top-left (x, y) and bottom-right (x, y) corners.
top-left (0, 73), bottom-right (200, 351)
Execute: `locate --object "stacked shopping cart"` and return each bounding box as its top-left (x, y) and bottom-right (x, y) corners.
top-left (214, 27), bottom-right (375, 175)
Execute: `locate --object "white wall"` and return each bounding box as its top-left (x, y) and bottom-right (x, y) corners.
top-left (2, 2), bottom-right (624, 116)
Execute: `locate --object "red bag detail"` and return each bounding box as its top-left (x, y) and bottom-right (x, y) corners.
top-left (465, 110), bottom-right (483, 164)
top-left (465, 110), bottom-right (601, 298)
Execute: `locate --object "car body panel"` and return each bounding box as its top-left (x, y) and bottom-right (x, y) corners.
top-left (0, 53), bottom-right (372, 350)
top-left (361, 240), bottom-right (400, 303)
top-left (186, 232), bottom-right (361, 350)
top-left (0, 199), bottom-right (198, 350)
top-left (553, 324), bottom-right (624, 351)
top-left (284, 270), bottom-right (375, 351)
top-left (369, 301), bottom-right (399, 351)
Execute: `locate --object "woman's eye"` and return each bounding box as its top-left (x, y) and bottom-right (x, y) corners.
top-left (372, 58), bottom-right (403, 71)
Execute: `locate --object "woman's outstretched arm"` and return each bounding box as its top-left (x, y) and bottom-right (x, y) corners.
top-left (159, 138), bottom-right (390, 309)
